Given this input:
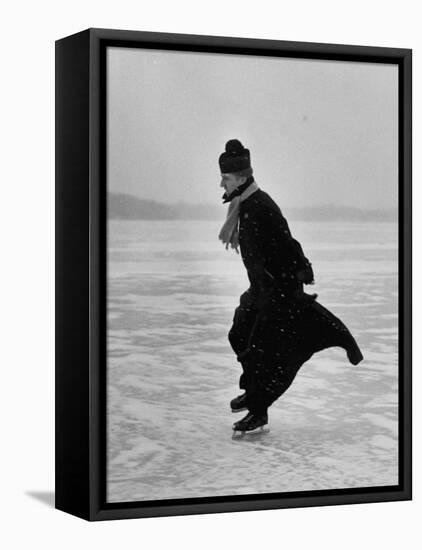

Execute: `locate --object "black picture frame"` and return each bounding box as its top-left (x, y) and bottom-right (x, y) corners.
top-left (55, 27), bottom-right (412, 521)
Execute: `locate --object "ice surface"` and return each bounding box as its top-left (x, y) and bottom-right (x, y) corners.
top-left (107, 220), bottom-right (399, 502)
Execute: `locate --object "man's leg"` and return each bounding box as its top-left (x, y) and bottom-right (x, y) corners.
top-left (228, 289), bottom-right (258, 391)
top-left (238, 295), bottom-right (313, 415)
top-left (243, 349), bottom-right (314, 415)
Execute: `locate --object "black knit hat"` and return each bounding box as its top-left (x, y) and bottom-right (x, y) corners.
top-left (219, 139), bottom-right (251, 174)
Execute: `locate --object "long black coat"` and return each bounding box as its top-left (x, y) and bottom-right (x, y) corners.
top-left (228, 188), bottom-right (362, 415)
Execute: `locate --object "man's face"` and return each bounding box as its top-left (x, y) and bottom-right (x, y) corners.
top-left (220, 173), bottom-right (243, 196)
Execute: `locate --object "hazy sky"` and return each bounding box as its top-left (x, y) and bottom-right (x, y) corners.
top-left (107, 47), bottom-right (398, 209)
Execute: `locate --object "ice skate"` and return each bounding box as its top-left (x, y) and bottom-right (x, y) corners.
top-left (232, 412), bottom-right (269, 438)
top-left (230, 392), bottom-right (248, 413)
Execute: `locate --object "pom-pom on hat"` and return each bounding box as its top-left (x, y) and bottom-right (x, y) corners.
top-left (219, 139), bottom-right (252, 174)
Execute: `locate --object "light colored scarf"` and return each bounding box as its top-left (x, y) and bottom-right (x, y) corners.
top-left (218, 181), bottom-right (259, 253)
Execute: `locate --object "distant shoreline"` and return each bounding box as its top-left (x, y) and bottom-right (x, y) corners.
top-left (108, 192), bottom-right (397, 223)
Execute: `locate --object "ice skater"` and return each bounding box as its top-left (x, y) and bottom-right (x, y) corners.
top-left (218, 139), bottom-right (363, 435)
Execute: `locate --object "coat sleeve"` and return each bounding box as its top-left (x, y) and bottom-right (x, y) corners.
top-left (241, 204), bottom-right (314, 292)
top-left (240, 209), bottom-right (275, 293)
top-left (268, 209), bottom-right (315, 284)
top-left (264, 209), bottom-right (314, 284)
top-left (289, 237), bottom-right (314, 284)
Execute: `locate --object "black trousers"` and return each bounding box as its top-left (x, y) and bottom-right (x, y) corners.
top-left (228, 286), bottom-right (348, 415)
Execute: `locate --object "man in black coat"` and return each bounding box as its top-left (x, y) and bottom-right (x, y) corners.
top-left (218, 139), bottom-right (363, 434)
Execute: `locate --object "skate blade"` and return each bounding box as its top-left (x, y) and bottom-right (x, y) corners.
top-left (232, 425), bottom-right (269, 439)
top-left (231, 407), bottom-right (248, 413)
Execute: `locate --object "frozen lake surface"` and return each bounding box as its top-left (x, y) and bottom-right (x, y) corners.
top-left (107, 219), bottom-right (398, 502)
